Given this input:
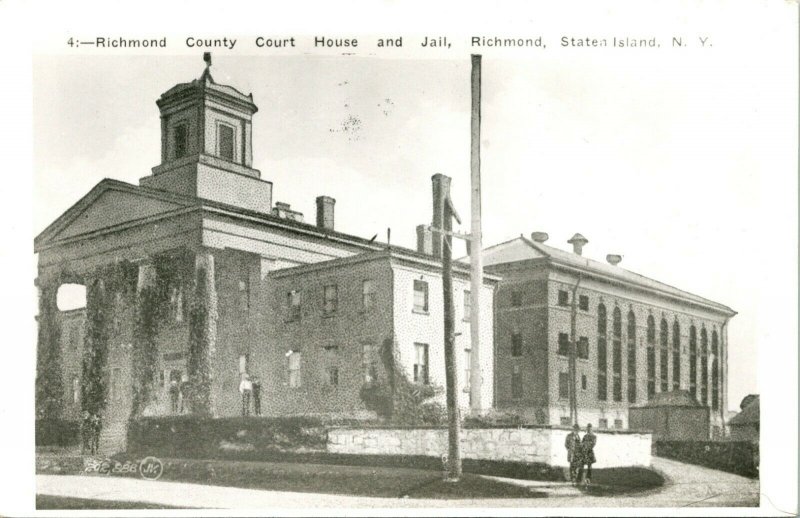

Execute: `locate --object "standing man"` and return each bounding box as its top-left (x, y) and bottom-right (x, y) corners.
top-left (579, 423), bottom-right (597, 485)
top-left (251, 375), bottom-right (262, 416)
top-left (565, 423), bottom-right (582, 484)
top-left (239, 373), bottom-right (253, 416)
top-left (168, 378), bottom-right (180, 414)
top-left (80, 410), bottom-right (91, 454)
top-left (90, 413), bottom-right (102, 455)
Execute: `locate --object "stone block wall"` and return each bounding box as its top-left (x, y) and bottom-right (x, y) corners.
top-left (328, 426), bottom-right (651, 468)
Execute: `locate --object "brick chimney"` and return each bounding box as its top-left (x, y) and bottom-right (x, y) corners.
top-left (316, 196), bottom-right (335, 231)
top-left (416, 224), bottom-right (433, 255)
top-left (606, 254), bottom-right (622, 266)
top-left (530, 231), bottom-right (549, 243)
top-left (567, 233), bottom-right (588, 255)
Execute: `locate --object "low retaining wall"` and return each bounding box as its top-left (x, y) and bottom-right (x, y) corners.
top-left (327, 426), bottom-right (652, 468)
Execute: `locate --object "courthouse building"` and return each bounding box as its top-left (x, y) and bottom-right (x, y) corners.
top-left (34, 60), bottom-right (496, 452)
top-left (484, 232), bottom-right (735, 437)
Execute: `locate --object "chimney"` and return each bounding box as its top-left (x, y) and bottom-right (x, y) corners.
top-left (431, 174), bottom-right (451, 259)
top-left (567, 233), bottom-right (589, 255)
top-left (416, 224), bottom-right (433, 255)
top-left (606, 254), bottom-right (622, 266)
top-left (316, 196), bottom-right (335, 231)
top-left (530, 231), bottom-right (549, 243)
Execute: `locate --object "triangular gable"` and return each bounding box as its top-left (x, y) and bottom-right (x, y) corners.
top-left (35, 180), bottom-right (192, 249)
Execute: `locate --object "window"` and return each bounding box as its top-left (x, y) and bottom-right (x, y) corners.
top-left (578, 337), bottom-right (589, 359)
top-left (174, 123), bottom-right (188, 159)
top-left (660, 318), bottom-right (669, 392)
top-left (647, 315), bottom-right (656, 398)
top-left (463, 290), bottom-right (471, 321)
top-left (169, 286), bottom-right (184, 323)
top-left (581, 374), bottom-right (587, 390)
top-left (560, 416), bottom-right (571, 426)
top-left (414, 343), bottom-right (429, 384)
top-left (72, 377), bottom-right (80, 404)
top-left (557, 290), bottom-right (569, 307)
top-left (614, 419), bottom-right (623, 429)
top-left (323, 284), bottom-right (338, 316)
top-left (599, 418), bottom-right (608, 429)
top-left (612, 307), bottom-right (622, 402)
top-left (287, 290), bottom-right (301, 321)
top-left (558, 372), bottom-right (570, 399)
top-left (711, 330), bottom-right (720, 411)
top-left (238, 278), bottom-right (250, 312)
top-left (463, 349), bottom-right (471, 391)
top-left (413, 280), bottom-right (429, 313)
top-left (218, 123), bottom-right (235, 161)
top-left (288, 352), bottom-right (302, 388)
top-left (700, 327), bottom-right (709, 405)
top-left (512, 332), bottom-right (523, 357)
top-left (362, 280), bottom-right (376, 310)
top-left (689, 326), bottom-right (698, 398)
top-left (362, 343), bottom-right (379, 383)
top-left (239, 354), bottom-right (248, 374)
top-left (327, 367), bottom-right (339, 386)
top-left (511, 365), bottom-right (522, 399)
top-left (558, 332), bottom-right (570, 356)
top-left (627, 310), bottom-right (637, 403)
top-left (579, 295), bottom-right (589, 311)
top-left (597, 304), bottom-right (608, 401)
top-left (672, 320), bottom-right (681, 390)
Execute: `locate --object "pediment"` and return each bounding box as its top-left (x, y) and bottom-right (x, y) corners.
top-left (35, 180), bottom-right (192, 249)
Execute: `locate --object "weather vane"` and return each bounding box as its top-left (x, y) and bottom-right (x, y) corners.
top-left (203, 52), bottom-right (212, 68)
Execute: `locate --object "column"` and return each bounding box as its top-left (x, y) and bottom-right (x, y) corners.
top-left (36, 276), bottom-right (64, 420)
top-left (188, 250), bottom-right (217, 416)
top-left (131, 261), bottom-right (157, 418)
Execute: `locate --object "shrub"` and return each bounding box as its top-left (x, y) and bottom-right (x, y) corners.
top-left (36, 419), bottom-right (81, 447)
top-left (655, 440), bottom-right (759, 478)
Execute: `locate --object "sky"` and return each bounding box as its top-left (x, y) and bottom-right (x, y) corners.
top-left (32, 39), bottom-right (795, 412)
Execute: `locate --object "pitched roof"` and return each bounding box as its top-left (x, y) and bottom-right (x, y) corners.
top-left (729, 395), bottom-right (759, 425)
top-left (479, 236), bottom-right (735, 315)
top-left (633, 390), bottom-right (704, 408)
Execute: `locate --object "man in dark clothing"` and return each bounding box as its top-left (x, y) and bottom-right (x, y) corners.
top-left (251, 376), bottom-right (262, 416)
top-left (80, 410), bottom-right (92, 454)
top-left (564, 423), bottom-right (582, 484)
top-left (168, 379), bottom-right (180, 414)
top-left (89, 413), bottom-right (102, 455)
top-left (579, 423), bottom-right (597, 485)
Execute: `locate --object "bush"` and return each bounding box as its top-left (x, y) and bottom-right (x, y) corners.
top-left (36, 419), bottom-right (81, 447)
top-left (655, 440), bottom-right (759, 478)
top-left (127, 415), bottom-right (332, 459)
top-left (463, 411), bottom-right (525, 428)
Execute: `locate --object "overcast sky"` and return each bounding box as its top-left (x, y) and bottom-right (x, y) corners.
top-left (33, 42), bottom-right (795, 411)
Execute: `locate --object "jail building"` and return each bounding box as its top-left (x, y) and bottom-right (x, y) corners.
top-left (484, 232), bottom-right (735, 437)
top-left (35, 60), bottom-right (496, 452)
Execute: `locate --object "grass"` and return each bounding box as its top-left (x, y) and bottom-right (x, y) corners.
top-left (36, 494), bottom-right (191, 510)
top-left (575, 467), bottom-right (666, 496)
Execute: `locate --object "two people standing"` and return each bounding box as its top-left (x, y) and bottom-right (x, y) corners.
top-left (80, 410), bottom-right (102, 455)
top-left (239, 373), bottom-right (262, 416)
top-left (564, 423), bottom-right (597, 485)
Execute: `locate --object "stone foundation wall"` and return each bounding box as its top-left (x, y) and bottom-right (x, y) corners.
top-left (327, 426), bottom-right (652, 468)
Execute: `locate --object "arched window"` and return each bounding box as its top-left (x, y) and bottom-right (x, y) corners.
top-left (672, 320), bottom-right (681, 391)
top-left (700, 327), bottom-right (709, 405)
top-left (612, 307), bottom-right (622, 401)
top-left (689, 326), bottom-right (698, 399)
top-left (597, 304), bottom-right (607, 401)
top-left (646, 315), bottom-right (656, 398)
top-left (659, 318), bottom-right (669, 392)
top-left (627, 310), bottom-right (637, 403)
top-left (711, 330), bottom-right (719, 411)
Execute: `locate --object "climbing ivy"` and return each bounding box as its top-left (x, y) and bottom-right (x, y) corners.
top-left (36, 281), bottom-right (63, 420)
top-left (187, 258), bottom-right (216, 415)
top-left (359, 337), bottom-right (445, 425)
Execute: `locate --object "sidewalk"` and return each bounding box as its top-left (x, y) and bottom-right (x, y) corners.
top-left (35, 457), bottom-right (760, 509)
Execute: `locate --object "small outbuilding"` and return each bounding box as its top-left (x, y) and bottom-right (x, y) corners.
top-left (628, 390), bottom-right (710, 441)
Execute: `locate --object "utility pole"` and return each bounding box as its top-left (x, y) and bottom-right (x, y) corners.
top-left (569, 275), bottom-right (582, 425)
top-left (469, 54), bottom-right (484, 413)
top-left (432, 173), bottom-right (463, 481)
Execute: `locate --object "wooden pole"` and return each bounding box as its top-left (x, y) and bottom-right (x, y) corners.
top-left (469, 54), bottom-right (484, 412)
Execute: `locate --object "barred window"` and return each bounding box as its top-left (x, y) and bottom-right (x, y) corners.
top-left (323, 284), bottom-right (338, 315)
top-left (413, 280), bottom-right (429, 313)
